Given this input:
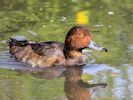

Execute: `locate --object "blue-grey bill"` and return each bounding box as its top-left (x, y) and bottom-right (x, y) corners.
top-left (88, 40), bottom-right (107, 52)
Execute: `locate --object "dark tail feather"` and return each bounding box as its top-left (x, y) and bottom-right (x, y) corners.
top-left (7, 38), bottom-right (18, 48)
top-left (7, 38), bottom-right (36, 47)
top-left (7, 38), bottom-right (30, 47)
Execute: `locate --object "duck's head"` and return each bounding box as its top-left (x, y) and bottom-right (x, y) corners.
top-left (65, 26), bottom-right (107, 52)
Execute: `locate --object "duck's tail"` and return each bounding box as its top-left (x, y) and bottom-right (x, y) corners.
top-left (7, 38), bottom-right (36, 48)
top-left (7, 38), bottom-right (28, 48)
top-left (7, 38), bottom-right (17, 48)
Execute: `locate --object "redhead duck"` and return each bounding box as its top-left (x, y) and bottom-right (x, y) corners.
top-left (8, 26), bottom-right (107, 68)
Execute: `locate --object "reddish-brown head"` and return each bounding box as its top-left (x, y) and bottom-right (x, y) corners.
top-left (65, 26), bottom-right (108, 52)
top-left (65, 26), bottom-right (92, 50)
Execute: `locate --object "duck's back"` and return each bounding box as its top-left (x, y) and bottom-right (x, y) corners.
top-left (8, 38), bottom-right (66, 67)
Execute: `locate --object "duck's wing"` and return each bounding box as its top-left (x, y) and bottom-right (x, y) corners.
top-left (8, 38), bottom-right (36, 47)
top-left (8, 39), bottom-right (65, 67)
top-left (31, 42), bottom-right (64, 56)
top-left (8, 38), bottom-right (64, 56)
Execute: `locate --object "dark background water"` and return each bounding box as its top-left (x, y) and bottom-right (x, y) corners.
top-left (0, 0), bottom-right (133, 100)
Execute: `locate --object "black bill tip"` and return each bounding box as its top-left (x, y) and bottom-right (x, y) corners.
top-left (102, 48), bottom-right (108, 52)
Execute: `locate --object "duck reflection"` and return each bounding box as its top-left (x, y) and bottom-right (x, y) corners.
top-left (64, 65), bottom-right (107, 100)
top-left (16, 65), bottom-right (107, 100)
top-left (16, 66), bottom-right (66, 79)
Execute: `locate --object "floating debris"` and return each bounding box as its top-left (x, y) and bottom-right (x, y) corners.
top-left (93, 24), bottom-right (103, 27)
top-left (50, 20), bottom-right (54, 22)
top-left (108, 25), bottom-right (112, 28)
top-left (39, 8), bottom-right (43, 11)
top-left (61, 16), bottom-right (67, 21)
top-left (128, 45), bottom-right (133, 51)
top-left (108, 11), bottom-right (114, 15)
top-left (27, 30), bottom-right (38, 36)
top-left (42, 24), bottom-right (46, 27)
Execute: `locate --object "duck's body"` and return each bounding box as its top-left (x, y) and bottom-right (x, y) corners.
top-left (8, 26), bottom-right (107, 68)
top-left (9, 40), bottom-right (66, 67)
top-left (9, 39), bottom-right (84, 67)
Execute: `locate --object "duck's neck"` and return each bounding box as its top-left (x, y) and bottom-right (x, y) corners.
top-left (64, 48), bottom-right (86, 66)
top-left (65, 50), bottom-right (82, 59)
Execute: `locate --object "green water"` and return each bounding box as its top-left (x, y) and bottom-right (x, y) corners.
top-left (0, 0), bottom-right (133, 100)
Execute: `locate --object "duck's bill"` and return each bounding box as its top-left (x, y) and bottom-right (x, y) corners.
top-left (88, 40), bottom-right (108, 52)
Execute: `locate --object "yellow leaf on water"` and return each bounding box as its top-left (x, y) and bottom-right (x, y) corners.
top-left (75, 11), bottom-right (89, 25)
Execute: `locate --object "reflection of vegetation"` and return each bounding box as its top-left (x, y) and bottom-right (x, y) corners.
top-left (0, 68), bottom-right (65, 100)
top-left (75, 10), bottom-right (89, 25)
top-left (88, 0), bottom-right (133, 65)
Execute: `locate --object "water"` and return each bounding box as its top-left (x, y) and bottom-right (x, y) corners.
top-left (0, 0), bottom-right (133, 100)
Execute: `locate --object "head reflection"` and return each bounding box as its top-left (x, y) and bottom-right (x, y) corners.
top-left (64, 65), bottom-right (107, 100)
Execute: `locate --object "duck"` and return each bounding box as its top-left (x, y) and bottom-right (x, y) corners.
top-left (8, 26), bottom-right (107, 68)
